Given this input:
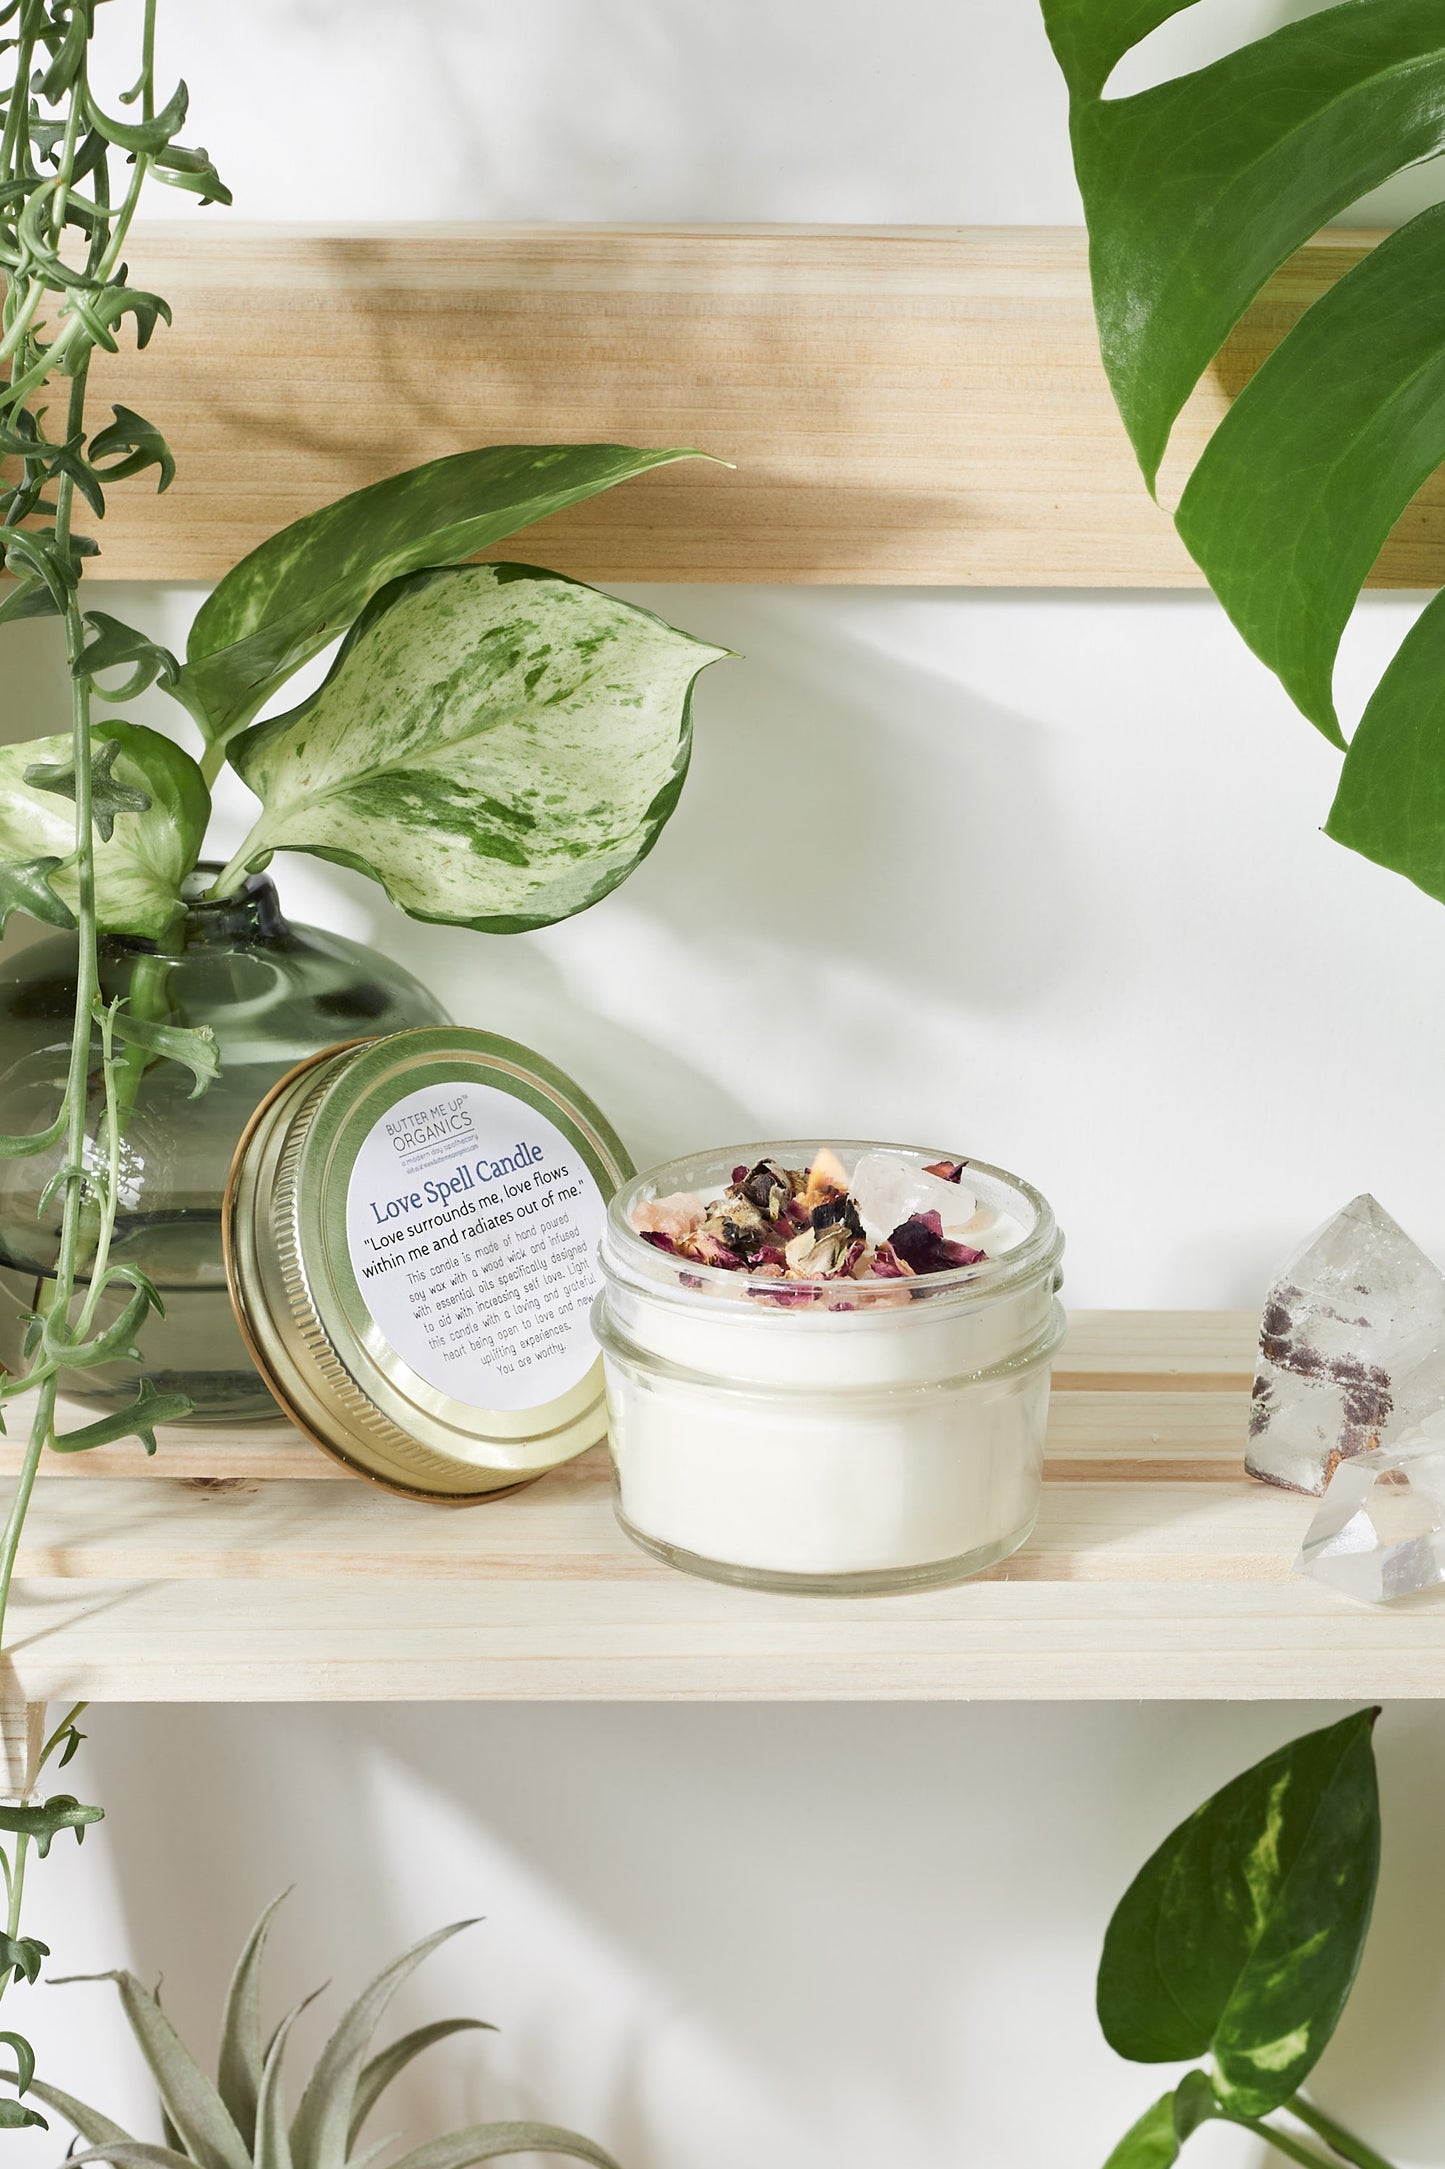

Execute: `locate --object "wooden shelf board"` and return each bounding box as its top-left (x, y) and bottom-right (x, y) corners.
top-left (20, 222), bottom-right (1434, 589)
top-left (6, 1308), bottom-right (1441, 1704)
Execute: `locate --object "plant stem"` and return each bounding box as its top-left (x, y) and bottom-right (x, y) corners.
top-left (0, 1387), bottom-right (51, 1657)
top-left (1227, 2115), bottom-right (1345, 2169)
top-left (1287, 2097), bottom-right (1400, 2169)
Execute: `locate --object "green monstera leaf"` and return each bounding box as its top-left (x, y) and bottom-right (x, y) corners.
top-left (1097, 1711), bottom-right (1380, 2121)
top-left (174, 443), bottom-right (713, 754)
top-left (1041, 0), bottom-right (1445, 895)
top-left (0, 723), bottom-right (209, 940)
top-left (225, 563), bottom-right (726, 931)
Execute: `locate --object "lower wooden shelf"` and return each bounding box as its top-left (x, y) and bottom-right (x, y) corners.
top-left (2, 1310), bottom-right (1435, 1703)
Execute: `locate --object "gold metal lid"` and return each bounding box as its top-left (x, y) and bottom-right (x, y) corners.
top-left (223, 1028), bottom-right (633, 1501)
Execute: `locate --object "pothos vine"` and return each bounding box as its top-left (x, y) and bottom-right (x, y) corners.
top-left (0, 0), bottom-right (228, 2127)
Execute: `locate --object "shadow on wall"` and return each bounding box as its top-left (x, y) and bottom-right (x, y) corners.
top-left (328, 585), bottom-right (1087, 1162)
top-left (64, 1699), bottom-right (1445, 2169)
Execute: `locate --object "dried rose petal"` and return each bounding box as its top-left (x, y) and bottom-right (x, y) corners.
top-left (640, 1229), bottom-right (681, 1256)
top-left (750, 1279), bottom-right (817, 1308)
top-left (692, 1229), bottom-right (745, 1270)
top-left (867, 1240), bottom-right (915, 1280)
top-left (889, 1211), bottom-right (987, 1275)
top-left (923, 1158), bottom-right (969, 1184)
top-left (736, 1158), bottom-right (793, 1220)
top-left (732, 1164), bottom-right (748, 1184)
top-left (784, 1220), bottom-right (856, 1277)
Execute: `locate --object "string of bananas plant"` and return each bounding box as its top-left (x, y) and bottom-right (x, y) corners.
top-left (0, 0), bottom-right (722, 2132)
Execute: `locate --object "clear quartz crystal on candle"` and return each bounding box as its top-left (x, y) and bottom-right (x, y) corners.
top-left (1247, 1194), bottom-right (1445, 1496)
top-left (848, 1150), bottom-right (981, 1238)
top-left (1297, 1428), bottom-right (1445, 1603)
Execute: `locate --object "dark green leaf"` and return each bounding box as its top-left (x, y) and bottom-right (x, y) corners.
top-left (102, 1008), bottom-right (219, 1098)
top-left (3, 526), bottom-right (79, 613)
top-left (1043, 0), bottom-right (1445, 486)
top-left (174, 443), bottom-right (718, 750)
top-left (0, 855), bottom-right (75, 936)
top-left (26, 738), bottom-right (152, 843)
top-left (0, 725), bottom-right (210, 939)
top-left (1097, 1711), bottom-right (1380, 2118)
top-left (1326, 587), bottom-right (1445, 901)
top-left (0, 1793), bottom-right (102, 1857)
top-left (0, 2098), bottom-right (47, 2129)
top-left (1171, 2072), bottom-right (1221, 2143)
top-left (1101, 2093), bottom-right (1179, 2169)
top-left (79, 611), bottom-right (181, 699)
top-left (150, 144), bottom-right (231, 206)
top-left (109, 289), bottom-right (173, 352)
top-left (349, 2020), bottom-right (496, 2148)
top-left (82, 77), bottom-right (188, 155)
top-left (227, 563), bottom-right (726, 932)
top-left (51, 1381), bottom-right (192, 1456)
top-left (1176, 208), bottom-right (1445, 744)
top-left (0, 578), bottom-right (61, 627)
top-left (0, 2032), bottom-right (35, 2096)
top-left (0, 1933), bottom-right (48, 1985)
top-left (89, 405), bottom-right (176, 494)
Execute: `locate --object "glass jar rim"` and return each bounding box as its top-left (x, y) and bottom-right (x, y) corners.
top-left (601, 1138), bottom-right (1064, 1316)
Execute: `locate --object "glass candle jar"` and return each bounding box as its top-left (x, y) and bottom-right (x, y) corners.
top-left (594, 1141), bottom-right (1066, 1593)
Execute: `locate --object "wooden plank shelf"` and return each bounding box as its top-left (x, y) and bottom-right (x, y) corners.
top-left (5, 1309), bottom-right (1441, 1705)
top-left (49, 223), bottom-right (1444, 590)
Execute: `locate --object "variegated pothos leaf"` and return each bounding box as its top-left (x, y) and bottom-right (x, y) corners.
top-left (227, 564), bottom-right (727, 931)
top-left (1097, 1711), bottom-right (1380, 2118)
top-left (0, 724), bottom-right (209, 939)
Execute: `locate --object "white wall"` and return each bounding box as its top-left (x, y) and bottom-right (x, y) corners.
top-left (9, 6), bottom-right (1445, 2166)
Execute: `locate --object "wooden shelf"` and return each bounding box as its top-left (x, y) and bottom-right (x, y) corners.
top-left (5, 1309), bottom-right (1440, 1708)
top-left (51, 222), bottom-right (1443, 589)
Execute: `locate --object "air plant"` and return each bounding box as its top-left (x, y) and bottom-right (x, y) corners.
top-left (7, 1902), bottom-right (618, 2168)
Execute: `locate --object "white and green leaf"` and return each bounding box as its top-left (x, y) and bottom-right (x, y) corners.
top-left (0, 724), bottom-right (209, 940)
top-left (175, 443), bottom-right (715, 750)
top-left (227, 564), bottom-right (726, 932)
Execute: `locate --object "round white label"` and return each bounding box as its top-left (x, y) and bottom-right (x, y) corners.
top-left (344, 1080), bottom-right (609, 1413)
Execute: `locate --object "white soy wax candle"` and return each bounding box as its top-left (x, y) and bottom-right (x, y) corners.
top-left (593, 1141), bottom-right (1065, 1592)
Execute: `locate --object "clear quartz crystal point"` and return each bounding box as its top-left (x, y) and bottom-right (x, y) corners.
top-left (1297, 1430), bottom-right (1445, 1603)
top-left (848, 1150), bottom-right (977, 1240)
top-left (1247, 1193), bottom-right (1445, 1496)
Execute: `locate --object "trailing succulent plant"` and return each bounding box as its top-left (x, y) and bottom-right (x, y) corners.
top-left (0, 0), bottom-right (721, 2131)
top-left (1041, 0), bottom-right (1445, 902)
top-left (5, 1902), bottom-right (619, 2166)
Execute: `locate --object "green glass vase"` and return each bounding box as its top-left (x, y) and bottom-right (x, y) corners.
top-left (0, 869), bottom-right (447, 1423)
